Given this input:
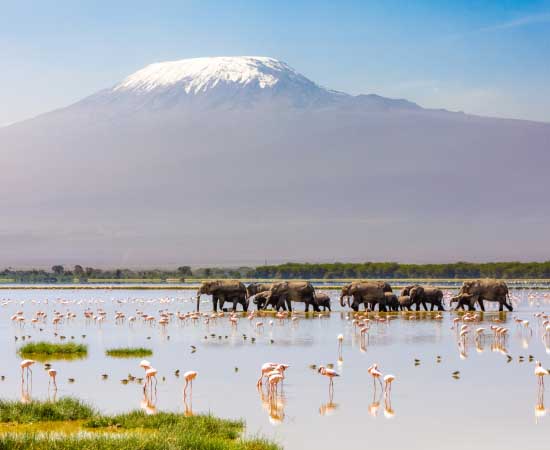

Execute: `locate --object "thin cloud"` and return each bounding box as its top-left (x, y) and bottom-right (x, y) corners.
top-left (479, 12), bottom-right (550, 32)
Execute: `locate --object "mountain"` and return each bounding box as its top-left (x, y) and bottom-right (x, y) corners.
top-left (1, 56), bottom-right (549, 266)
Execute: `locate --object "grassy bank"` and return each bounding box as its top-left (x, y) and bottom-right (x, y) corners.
top-left (105, 347), bottom-right (153, 358)
top-left (18, 342), bottom-right (88, 360)
top-left (0, 398), bottom-right (279, 450)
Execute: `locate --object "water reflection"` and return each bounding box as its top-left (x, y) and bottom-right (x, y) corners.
top-left (183, 394), bottom-right (194, 417)
top-left (4, 288), bottom-right (550, 450)
top-left (20, 381), bottom-right (32, 404)
top-left (257, 384), bottom-right (287, 425)
top-left (140, 389), bottom-right (157, 415)
top-left (319, 389), bottom-right (338, 416)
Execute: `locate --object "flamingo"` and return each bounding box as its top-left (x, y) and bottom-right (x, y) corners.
top-left (183, 370), bottom-right (198, 397)
top-left (257, 362), bottom-right (278, 387)
top-left (383, 374), bottom-right (395, 396)
top-left (20, 359), bottom-right (35, 381)
top-left (144, 367), bottom-right (158, 390)
top-left (535, 361), bottom-right (549, 388)
top-left (318, 365), bottom-right (340, 392)
top-left (368, 363), bottom-right (383, 390)
top-left (337, 334), bottom-right (344, 358)
top-left (139, 360), bottom-right (152, 370)
top-left (268, 372), bottom-right (283, 398)
top-left (48, 369), bottom-right (58, 389)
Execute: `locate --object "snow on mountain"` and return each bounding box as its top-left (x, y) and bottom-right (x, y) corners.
top-left (113, 56), bottom-right (317, 94)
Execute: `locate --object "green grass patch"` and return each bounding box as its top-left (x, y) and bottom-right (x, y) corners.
top-left (0, 398), bottom-right (95, 423)
top-left (18, 342), bottom-right (87, 361)
top-left (0, 398), bottom-right (279, 450)
top-left (105, 347), bottom-right (153, 358)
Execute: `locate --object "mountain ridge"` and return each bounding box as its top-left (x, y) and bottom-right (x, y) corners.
top-left (0, 56), bottom-right (549, 265)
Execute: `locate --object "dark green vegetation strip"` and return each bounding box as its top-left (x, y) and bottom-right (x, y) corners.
top-left (18, 342), bottom-right (87, 356)
top-left (3, 260), bottom-right (550, 283)
top-left (105, 347), bottom-right (153, 358)
top-left (0, 398), bottom-right (279, 450)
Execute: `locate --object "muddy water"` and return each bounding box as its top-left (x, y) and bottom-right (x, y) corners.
top-left (1, 288), bottom-right (550, 449)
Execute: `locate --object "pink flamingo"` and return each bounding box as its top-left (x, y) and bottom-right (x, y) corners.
top-left (20, 359), bottom-right (35, 381)
top-left (318, 365), bottom-right (340, 394)
top-left (48, 369), bottom-right (58, 389)
top-left (368, 363), bottom-right (383, 390)
top-left (183, 371), bottom-right (198, 397)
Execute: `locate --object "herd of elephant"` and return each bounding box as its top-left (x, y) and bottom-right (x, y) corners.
top-left (196, 279), bottom-right (514, 313)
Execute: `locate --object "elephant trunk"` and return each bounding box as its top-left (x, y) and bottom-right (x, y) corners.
top-left (196, 295), bottom-right (200, 312)
top-left (339, 294), bottom-right (346, 308)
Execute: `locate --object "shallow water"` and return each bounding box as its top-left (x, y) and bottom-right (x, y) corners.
top-left (1, 288), bottom-right (550, 449)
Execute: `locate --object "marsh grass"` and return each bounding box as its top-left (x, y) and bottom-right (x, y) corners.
top-left (105, 348), bottom-right (152, 358)
top-left (0, 398), bottom-right (279, 450)
top-left (0, 398), bottom-right (95, 423)
top-left (18, 342), bottom-right (87, 361)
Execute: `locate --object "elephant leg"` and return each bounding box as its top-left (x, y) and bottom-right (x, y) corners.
top-left (499, 302), bottom-right (504, 312)
top-left (304, 301), bottom-right (309, 312)
top-left (477, 298), bottom-right (485, 311)
top-left (430, 303), bottom-right (435, 311)
top-left (212, 295), bottom-right (218, 312)
top-left (422, 301), bottom-right (428, 311)
top-left (415, 301), bottom-right (421, 311)
top-left (505, 301), bottom-right (513, 312)
top-left (286, 298), bottom-right (292, 312)
top-left (313, 298), bottom-right (320, 312)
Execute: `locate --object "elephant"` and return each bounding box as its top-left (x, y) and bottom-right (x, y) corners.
top-left (266, 281), bottom-right (318, 312)
top-left (196, 280), bottom-right (248, 312)
top-left (452, 279), bottom-right (512, 311)
top-left (246, 283), bottom-right (274, 298)
top-left (405, 285), bottom-right (445, 311)
top-left (314, 293), bottom-right (332, 311)
top-left (339, 281), bottom-right (392, 311)
top-left (450, 293), bottom-right (476, 311)
top-left (383, 292), bottom-right (399, 311)
top-left (398, 295), bottom-right (413, 311)
top-left (252, 290), bottom-right (285, 311)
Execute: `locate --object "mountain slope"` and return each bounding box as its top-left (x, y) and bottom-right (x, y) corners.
top-left (1, 56), bottom-right (549, 265)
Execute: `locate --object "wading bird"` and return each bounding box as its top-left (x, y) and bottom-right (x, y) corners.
top-left (183, 370), bottom-right (198, 397)
top-left (48, 368), bottom-right (57, 389)
top-left (20, 359), bottom-right (35, 381)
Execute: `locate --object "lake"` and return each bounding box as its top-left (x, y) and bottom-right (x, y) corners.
top-left (1, 287), bottom-right (550, 449)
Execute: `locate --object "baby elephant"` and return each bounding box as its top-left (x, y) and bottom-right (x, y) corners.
top-left (398, 295), bottom-right (413, 311)
top-left (253, 291), bottom-right (285, 311)
top-left (384, 292), bottom-right (399, 311)
top-left (314, 293), bottom-right (332, 311)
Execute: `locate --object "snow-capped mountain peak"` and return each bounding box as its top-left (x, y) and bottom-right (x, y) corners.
top-left (113, 56), bottom-right (318, 95)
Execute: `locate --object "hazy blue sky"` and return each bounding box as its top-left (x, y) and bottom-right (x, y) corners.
top-left (1, 0), bottom-right (549, 125)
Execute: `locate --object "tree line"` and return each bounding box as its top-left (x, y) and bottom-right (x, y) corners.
top-left (252, 262), bottom-right (550, 279)
top-left (1, 261), bottom-right (550, 283)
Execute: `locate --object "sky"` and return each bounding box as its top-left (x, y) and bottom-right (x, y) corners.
top-left (1, 0), bottom-right (550, 126)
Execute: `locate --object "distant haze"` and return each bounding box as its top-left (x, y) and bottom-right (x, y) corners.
top-left (1, 57), bottom-right (549, 267)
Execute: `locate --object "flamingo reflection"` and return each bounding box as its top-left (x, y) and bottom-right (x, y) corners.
top-left (257, 382), bottom-right (286, 425)
top-left (20, 381), bottom-right (32, 404)
top-left (183, 394), bottom-right (194, 417)
top-left (140, 389), bottom-right (157, 415)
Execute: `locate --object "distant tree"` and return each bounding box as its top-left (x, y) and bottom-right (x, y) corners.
top-left (74, 265), bottom-right (84, 277)
top-left (51, 265), bottom-right (64, 275)
top-left (85, 267), bottom-right (95, 277)
top-left (177, 266), bottom-right (193, 276)
top-left (204, 268), bottom-right (212, 277)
